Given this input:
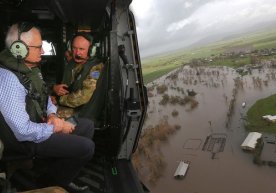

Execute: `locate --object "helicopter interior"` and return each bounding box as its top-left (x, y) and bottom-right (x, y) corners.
top-left (0, 0), bottom-right (148, 192)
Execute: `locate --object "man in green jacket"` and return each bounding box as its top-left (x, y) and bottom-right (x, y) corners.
top-left (53, 33), bottom-right (103, 119)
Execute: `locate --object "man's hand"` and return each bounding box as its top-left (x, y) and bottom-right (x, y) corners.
top-left (47, 114), bottom-right (64, 133)
top-left (47, 114), bottom-right (76, 134)
top-left (53, 84), bottom-right (69, 96)
top-left (62, 121), bottom-right (76, 134)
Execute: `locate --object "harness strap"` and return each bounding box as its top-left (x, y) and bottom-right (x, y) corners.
top-left (67, 57), bottom-right (99, 92)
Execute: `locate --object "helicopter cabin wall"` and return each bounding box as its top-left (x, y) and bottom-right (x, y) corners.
top-left (115, 2), bottom-right (143, 160)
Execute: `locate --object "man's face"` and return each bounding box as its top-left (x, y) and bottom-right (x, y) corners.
top-left (72, 36), bottom-right (90, 64)
top-left (24, 28), bottom-right (44, 66)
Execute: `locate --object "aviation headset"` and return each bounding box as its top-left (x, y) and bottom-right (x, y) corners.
top-left (71, 32), bottom-right (93, 57)
top-left (9, 22), bottom-right (34, 59)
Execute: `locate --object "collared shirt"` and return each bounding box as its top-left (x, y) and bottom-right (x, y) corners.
top-left (0, 68), bottom-right (55, 143)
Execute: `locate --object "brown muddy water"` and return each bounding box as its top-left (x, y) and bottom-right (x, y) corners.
top-left (141, 63), bottom-right (276, 193)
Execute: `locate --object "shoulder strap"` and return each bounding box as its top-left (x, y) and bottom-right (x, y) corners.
top-left (62, 60), bottom-right (75, 85)
top-left (68, 57), bottom-right (100, 92)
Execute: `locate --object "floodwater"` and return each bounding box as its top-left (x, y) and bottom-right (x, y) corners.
top-left (142, 63), bottom-right (276, 193)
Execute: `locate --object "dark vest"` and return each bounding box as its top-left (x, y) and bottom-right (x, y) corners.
top-left (78, 62), bottom-right (107, 127)
top-left (61, 57), bottom-right (106, 125)
top-left (24, 67), bottom-right (48, 122)
top-left (0, 49), bottom-right (48, 123)
top-left (62, 57), bottom-right (99, 92)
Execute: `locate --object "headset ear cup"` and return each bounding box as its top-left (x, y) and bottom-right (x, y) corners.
top-left (88, 45), bottom-right (92, 57)
top-left (67, 40), bottom-right (72, 52)
top-left (10, 40), bottom-right (29, 59)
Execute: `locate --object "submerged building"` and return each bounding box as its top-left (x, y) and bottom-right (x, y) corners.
top-left (241, 132), bottom-right (262, 151)
top-left (174, 161), bottom-right (189, 179)
top-left (262, 115), bottom-right (276, 123)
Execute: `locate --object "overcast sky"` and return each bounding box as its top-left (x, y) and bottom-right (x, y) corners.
top-left (130, 0), bottom-right (276, 58)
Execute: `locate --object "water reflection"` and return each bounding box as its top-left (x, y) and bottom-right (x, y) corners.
top-left (140, 64), bottom-right (276, 193)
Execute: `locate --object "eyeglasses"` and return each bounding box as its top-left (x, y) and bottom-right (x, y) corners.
top-left (28, 45), bottom-right (43, 49)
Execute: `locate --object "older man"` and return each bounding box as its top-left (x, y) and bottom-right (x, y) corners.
top-left (53, 33), bottom-right (103, 119)
top-left (0, 22), bottom-right (94, 192)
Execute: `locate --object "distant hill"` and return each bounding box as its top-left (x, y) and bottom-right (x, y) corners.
top-left (142, 27), bottom-right (276, 84)
top-left (187, 20), bottom-right (276, 50)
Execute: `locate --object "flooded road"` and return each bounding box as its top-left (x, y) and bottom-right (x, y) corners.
top-left (142, 64), bottom-right (276, 193)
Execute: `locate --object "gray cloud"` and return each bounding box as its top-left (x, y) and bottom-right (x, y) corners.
top-left (131, 0), bottom-right (276, 58)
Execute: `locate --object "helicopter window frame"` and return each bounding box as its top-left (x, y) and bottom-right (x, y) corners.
top-left (41, 40), bottom-right (56, 56)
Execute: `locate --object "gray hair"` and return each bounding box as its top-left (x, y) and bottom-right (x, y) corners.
top-left (5, 23), bottom-right (39, 48)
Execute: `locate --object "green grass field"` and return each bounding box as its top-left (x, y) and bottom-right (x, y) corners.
top-left (142, 27), bottom-right (276, 84)
top-left (209, 57), bottom-right (251, 68)
top-left (246, 94), bottom-right (276, 133)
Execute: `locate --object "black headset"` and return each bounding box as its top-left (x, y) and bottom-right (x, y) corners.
top-left (71, 32), bottom-right (93, 57)
top-left (9, 22), bottom-right (34, 59)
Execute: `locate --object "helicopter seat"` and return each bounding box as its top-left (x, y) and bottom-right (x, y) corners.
top-left (0, 113), bottom-right (35, 179)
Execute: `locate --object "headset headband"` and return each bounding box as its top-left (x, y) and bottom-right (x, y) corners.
top-left (10, 22), bottom-right (34, 59)
top-left (72, 32), bottom-right (93, 45)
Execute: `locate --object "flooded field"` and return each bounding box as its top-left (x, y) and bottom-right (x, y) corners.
top-left (139, 63), bottom-right (276, 193)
